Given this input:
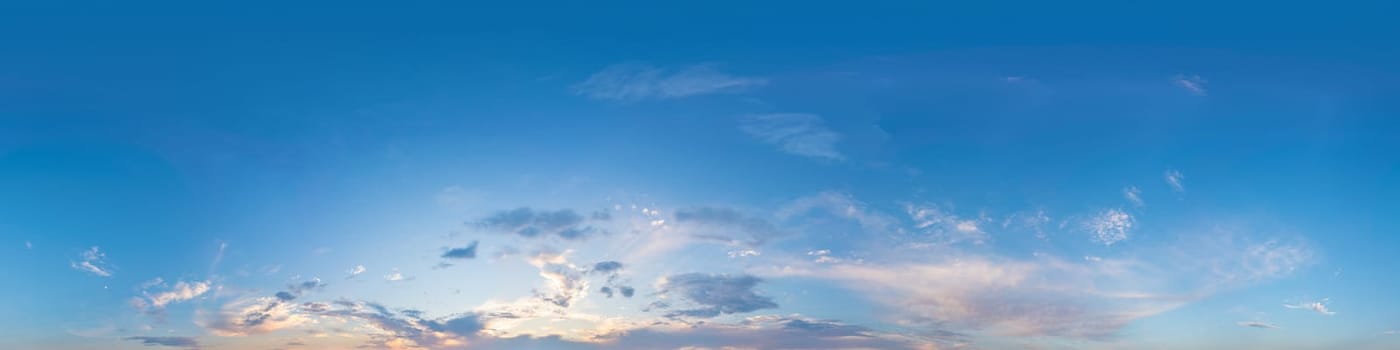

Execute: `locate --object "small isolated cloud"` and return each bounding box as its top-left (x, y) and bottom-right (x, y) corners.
top-left (71, 246), bottom-right (114, 277)
top-left (655, 273), bottom-right (778, 318)
top-left (1124, 186), bottom-right (1144, 206)
top-left (740, 113), bottom-right (844, 161)
top-left (1165, 169), bottom-right (1185, 192)
top-left (475, 208), bottom-right (596, 240)
top-left (1086, 209), bottom-right (1133, 246)
top-left (1284, 298), bottom-right (1336, 316)
top-left (385, 269), bottom-right (405, 281)
top-left (1237, 321), bottom-right (1279, 329)
top-left (123, 336), bottom-right (199, 348)
top-left (1173, 74), bottom-right (1207, 96)
top-left (591, 261), bottom-right (623, 274)
top-left (346, 265), bottom-right (366, 279)
top-left (442, 241), bottom-right (479, 259)
top-left (673, 207), bottom-right (781, 246)
top-left (573, 63), bottom-right (766, 101)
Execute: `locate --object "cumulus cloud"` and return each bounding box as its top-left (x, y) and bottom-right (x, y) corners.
top-left (655, 273), bottom-right (778, 318)
top-left (740, 113), bottom-right (844, 161)
top-left (528, 250), bottom-right (590, 308)
top-left (1237, 321), bottom-right (1279, 329)
top-left (476, 208), bottom-right (597, 240)
top-left (71, 246), bottom-right (114, 277)
top-left (573, 63), bottom-right (766, 101)
top-left (1124, 186), bottom-right (1144, 206)
top-left (123, 336), bottom-right (200, 348)
top-left (673, 207), bottom-right (781, 246)
top-left (1173, 74), bottom-right (1208, 96)
top-left (1165, 169), bottom-right (1185, 192)
top-left (385, 269), bottom-right (406, 281)
top-left (346, 265), bottom-right (366, 279)
top-left (1284, 298), bottom-right (1335, 315)
top-left (1086, 209), bottom-right (1133, 246)
top-left (442, 241), bottom-right (479, 259)
top-left (906, 204), bottom-right (989, 245)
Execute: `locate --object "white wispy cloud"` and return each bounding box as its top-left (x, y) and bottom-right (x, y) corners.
top-left (905, 203), bottom-right (989, 245)
top-left (740, 113), bottom-right (844, 161)
top-left (1086, 209), bottom-right (1133, 246)
top-left (70, 246), bottom-right (114, 277)
top-left (1124, 186), bottom-right (1144, 206)
top-left (1284, 298), bottom-right (1336, 315)
top-left (1173, 74), bottom-right (1207, 96)
top-left (573, 63), bottom-right (766, 101)
top-left (132, 280), bottom-right (212, 313)
top-left (1165, 169), bottom-right (1185, 192)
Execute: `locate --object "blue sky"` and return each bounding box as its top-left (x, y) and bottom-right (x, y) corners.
top-left (3, 2), bottom-right (1399, 349)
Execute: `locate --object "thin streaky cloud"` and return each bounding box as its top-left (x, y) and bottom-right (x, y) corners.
top-left (70, 246), bottom-right (114, 277)
top-left (1124, 186), bottom-right (1144, 206)
top-left (740, 113), bottom-right (844, 161)
top-left (1284, 298), bottom-right (1336, 315)
top-left (1165, 170), bottom-right (1185, 192)
top-left (1174, 74), bottom-right (1207, 96)
top-left (573, 63), bottom-right (766, 101)
top-left (1237, 321), bottom-right (1279, 329)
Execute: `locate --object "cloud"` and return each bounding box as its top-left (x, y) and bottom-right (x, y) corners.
top-left (1124, 186), bottom-right (1144, 206)
top-left (1086, 209), bottom-right (1133, 246)
top-left (71, 246), bottom-right (114, 277)
top-left (776, 191), bottom-right (898, 234)
top-left (1284, 298), bottom-right (1335, 315)
top-left (1236, 321), bottom-right (1279, 329)
top-left (25, 241), bottom-right (32, 249)
top-left (906, 204), bottom-right (989, 245)
top-left (740, 113), bottom-right (844, 161)
top-left (591, 261), bottom-right (623, 274)
top-left (133, 280), bottom-right (212, 315)
top-left (1165, 169), bottom-right (1185, 192)
top-left (1173, 74), bottom-right (1207, 96)
top-left (466, 316), bottom-right (935, 350)
top-left (442, 241), bottom-right (479, 259)
top-left (573, 63), bottom-right (766, 101)
top-left (673, 207), bottom-right (781, 246)
top-left (123, 336), bottom-right (200, 348)
top-left (476, 208), bottom-right (597, 240)
top-left (346, 265), bottom-right (366, 279)
top-left (528, 250), bottom-right (590, 308)
top-left (197, 296), bottom-right (310, 336)
top-left (655, 273), bottom-right (778, 318)
top-left (385, 269), bottom-right (406, 281)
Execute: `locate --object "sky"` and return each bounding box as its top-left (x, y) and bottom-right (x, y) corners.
top-left (3, 1), bottom-right (1400, 350)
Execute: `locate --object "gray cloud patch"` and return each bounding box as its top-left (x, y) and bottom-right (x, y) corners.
top-left (591, 261), bottom-right (623, 274)
top-left (124, 336), bottom-right (199, 348)
top-left (442, 241), bottom-right (479, 259)
top-left (657, 273), bottom-right (777, 318)
top-left (476, 208), bottom-right (596, 240)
